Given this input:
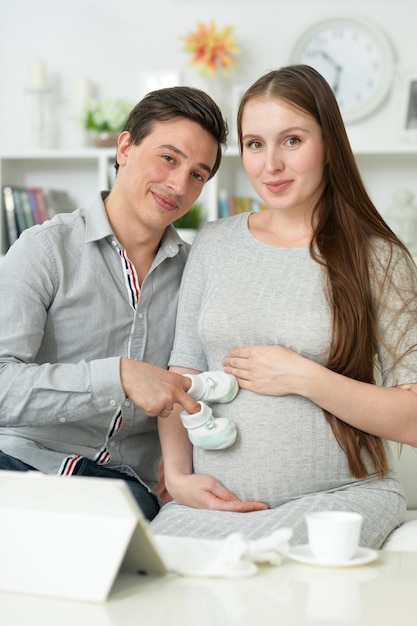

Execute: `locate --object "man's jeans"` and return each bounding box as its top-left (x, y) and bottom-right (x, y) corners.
top-left (0, 449), bottom-right (160, 521)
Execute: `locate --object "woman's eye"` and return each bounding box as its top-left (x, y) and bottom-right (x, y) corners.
top-left (286, 137), bottom-right (301, 147)
top-left (247, 140), bottom-right (262, 149)
top-left (163, 154), bottom-right (175, 163)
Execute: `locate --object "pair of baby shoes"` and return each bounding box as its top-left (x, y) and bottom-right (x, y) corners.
top-left (180, 372), bottom-right (238, 450)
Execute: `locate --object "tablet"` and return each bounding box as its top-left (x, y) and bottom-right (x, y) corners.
top-left (0, 471), bottom-right (167, 602)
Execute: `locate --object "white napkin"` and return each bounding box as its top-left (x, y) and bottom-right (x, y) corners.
top-left (154, 528), bottom-right (293, 578)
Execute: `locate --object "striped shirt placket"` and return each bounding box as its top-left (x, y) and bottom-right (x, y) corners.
top-left (93, 245), bottom-right (140, 463)
top-left (59, 454), bottom-right (83, 476)
top-left (59, 244), bottom-right (140, 475)
top-left (117, 245), bottom-right (140, 310)
top-left (94, 406), bottom-right (124, 465)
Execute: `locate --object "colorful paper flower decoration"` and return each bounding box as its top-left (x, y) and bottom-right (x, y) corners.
top-left (181, 21), bottom-right (240, 77)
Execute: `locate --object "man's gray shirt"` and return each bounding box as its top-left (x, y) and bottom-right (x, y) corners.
top-left (0, 192), bottom-right (189, 493)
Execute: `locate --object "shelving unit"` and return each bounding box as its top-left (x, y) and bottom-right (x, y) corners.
top-left (0, 148), bottom-right (116, 253)
top-left (218, 145), bottom-right (417, 226)
top-left (1, 145), bottom-right (417, 255)
top-left (354, 146), bottom-right (417, 220)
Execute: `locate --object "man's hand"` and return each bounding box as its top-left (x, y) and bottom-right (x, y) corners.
top-left (120, 358), bottom-right (200, 416)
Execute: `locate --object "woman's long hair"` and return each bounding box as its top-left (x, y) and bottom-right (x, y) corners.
top-left (237, 64), bottom-right (415, 479)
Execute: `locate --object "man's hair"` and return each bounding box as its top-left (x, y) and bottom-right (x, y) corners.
top-left (115, 86), bottom-right (228, 178)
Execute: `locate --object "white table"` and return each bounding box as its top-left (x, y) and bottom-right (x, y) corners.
top-left (0, 550), bottom-right (416, 625)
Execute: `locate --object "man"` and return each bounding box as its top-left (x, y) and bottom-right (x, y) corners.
top-left (0, 86), bottom-right (227, 519)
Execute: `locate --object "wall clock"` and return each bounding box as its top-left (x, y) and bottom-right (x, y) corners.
top-left (289, 14), bottom-right (395, 123)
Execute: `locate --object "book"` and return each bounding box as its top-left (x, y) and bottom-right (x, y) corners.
top-left (43, 189), bottom-right (75, 217)
top-left (227, 195), bottom-right (237, 216)
top-left (27, 187), bottom-right (49, 224)
top-left (2, 186), bottom-right (19, 245)
top-left (2, 186), bottom-right (75, 251)
top-left (251, 198), bottom-right (268, 212)
top-left (218, 189), bottom-right (230, 219)
top-left (16, 187), bottom-right (34, 229)
top-left (26, 187), bottom-right (41, 224)
top-left (234, 196), bottom-right (253, 214)
top-left (234, 196), bottom-right (245, 214)
top-left (11, 187), bottom-right (27, 235)
top-left (216, 193), bottom-right (267, 218)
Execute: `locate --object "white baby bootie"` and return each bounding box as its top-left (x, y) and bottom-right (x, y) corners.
top-left (184, 371), bottom-right (239, 404)
top-left (180, 401), bottom-right (237, 450)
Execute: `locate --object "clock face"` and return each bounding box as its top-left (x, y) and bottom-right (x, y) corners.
top-left (290, 16), bottom-right (395, 123)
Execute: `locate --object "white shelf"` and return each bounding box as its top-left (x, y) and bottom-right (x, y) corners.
top-left (0, 148), bottom-right (116, 158)
top-left (1, 146), bottom-right (417, 254)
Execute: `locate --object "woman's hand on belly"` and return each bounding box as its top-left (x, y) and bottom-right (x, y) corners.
top-left (223, 344), bottom-right (308, 396)
top-left (169, 472), bottom-right (269, 512)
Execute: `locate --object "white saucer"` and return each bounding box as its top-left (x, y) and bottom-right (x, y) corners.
top-left (288, 545), bottom-right (378, 568)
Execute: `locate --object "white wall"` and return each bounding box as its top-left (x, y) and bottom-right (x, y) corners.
top-left (0, 0), bottom-right (416, 151)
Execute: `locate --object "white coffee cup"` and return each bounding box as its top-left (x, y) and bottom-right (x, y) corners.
top-left (305, 510), bottom-right (363, 563)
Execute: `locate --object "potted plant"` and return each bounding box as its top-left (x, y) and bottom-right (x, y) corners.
top-left (82, 98), bottom-right (132, 147)
top-left (174, 202), bottom-right (203, 243)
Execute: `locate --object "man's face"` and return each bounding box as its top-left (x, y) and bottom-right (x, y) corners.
top-left (113, 117), bottom-right (218, 234)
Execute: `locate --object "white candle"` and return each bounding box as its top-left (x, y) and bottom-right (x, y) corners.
top-left (29, 60), bottom-right (48, 90)
top-left (74, 76), bottom-right (94, 117)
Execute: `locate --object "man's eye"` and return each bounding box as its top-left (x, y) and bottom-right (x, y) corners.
top-left (192, 172), bottom-right (205, 183)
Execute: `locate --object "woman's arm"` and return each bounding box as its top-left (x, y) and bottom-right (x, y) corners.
top-left (223, 345), bottom-right (417, 446)
top-left (158, 365), bottom-right (268, 512)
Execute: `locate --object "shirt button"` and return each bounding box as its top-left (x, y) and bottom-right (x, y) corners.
top-left (59, 417), bottom-right (66, 423)
top-left (109, 399), bottom-right (117, 407)
top-left (110, 441), bottom-right (116, 448)
top-left (138, 312), bottom-right (144, 319)
top-left (125, 400), bottom-right (131, 408)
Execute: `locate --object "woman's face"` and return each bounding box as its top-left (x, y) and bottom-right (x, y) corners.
top-left (240, 96), bottom-right (327, 218)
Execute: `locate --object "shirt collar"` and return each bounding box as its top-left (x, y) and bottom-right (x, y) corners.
top-left (83, 192), bottom-right (188, 258)
top-left (161, 223), bottom-right (189, 255)
top-left (84, 192), bottom-right (114, 243)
